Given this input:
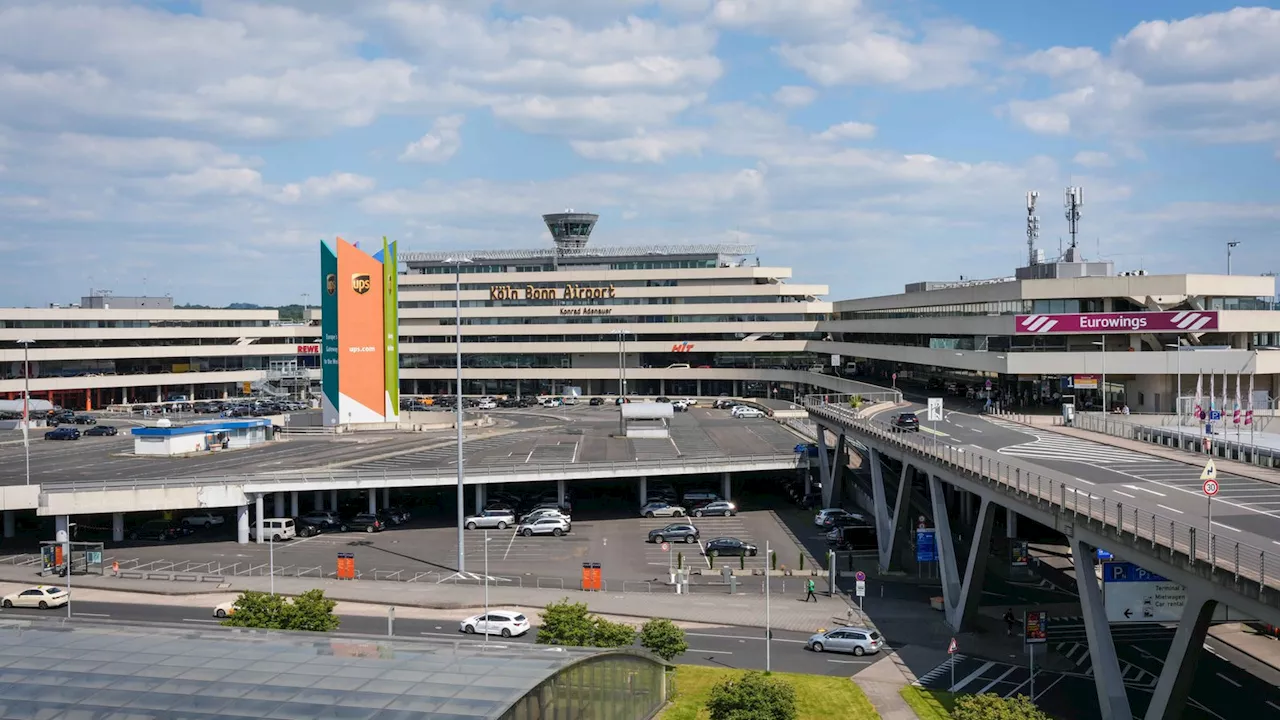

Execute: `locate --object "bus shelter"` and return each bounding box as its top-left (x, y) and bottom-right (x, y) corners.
top-left (40, 541), bottom-right (106, 577)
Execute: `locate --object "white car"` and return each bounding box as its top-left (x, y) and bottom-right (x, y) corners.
top-left (181, 512), bottom-right (225, 528)
top-left (2, 585), bottom-right (69, 609)
top-left (541, 397), bottom-right (563, 407)
top-left (680, 397), bottom-right (698, 406)
top-left (477, 400), bottom-right (497, 410)
top-left (518, 517), bottom-right (570, 536)
top-left (814, 508), bottom-right (850, 528)
top-left (672, 401), bottom-right (688, 411)
top-left (640, 501), bottom-right (686, 518)
top-left (731, 405), bottom-right (764, 419)
top-left (520, 508), bottom-right (571, 525)
top-left (460, 610), bottom-right (531, 637)
top-left (213, 601), bottom-right (236, 618)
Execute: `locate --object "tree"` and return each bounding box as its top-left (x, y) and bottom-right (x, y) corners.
top-left (952, 693), bottom-right (1051, 720)
top-left (705, 671), bottom-right (796, 720)
top-left (220, 590), bottom-right (341, 632)
top-left (639, 618), bottom-right (688, 661)
top-left (536, 598), bottom-right (636, 648)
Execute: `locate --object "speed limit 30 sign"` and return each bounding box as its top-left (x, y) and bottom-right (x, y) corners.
top-left (660, 542), bottom-right (670, 552)
top-left (1203, 479), bottom-right (1219, 496)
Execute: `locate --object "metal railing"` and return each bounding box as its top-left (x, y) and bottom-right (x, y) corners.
top-left (803, 397), bottom-right (1278, 599)
top-left (39, 454), bottom-right (802, 494)
top-left (1067, 412), bottom-right (1280, 469)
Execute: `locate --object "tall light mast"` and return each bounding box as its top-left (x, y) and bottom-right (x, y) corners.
top-left (1026, 191), bottom-right (1040, 265)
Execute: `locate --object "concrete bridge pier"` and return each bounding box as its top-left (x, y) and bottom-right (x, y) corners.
top-left (868, 449), bottom-right (913, 572)
top-left (313, 490), bottom-right (324, 512)
top-left (638, 476), bottom-right (647, 505)
top-left (813, 422), bottom-right (846, 509)
top-left (111, 513), bottom-right (124, 543)
top-left (289, 492), bottom-right (299, 518)
top-left (720, 472), bottom-right (731, 502)
top-left (3, 511), bottom-right (14, 539)
top-left (1144, 589), bottom-right (1219, 719)
top-left (1070, 539), bottom-right (1131, 720)
top-left (367, 489), bottom-right (377, 515)
top-left (254, 495), bottom-right (264, 543)
top-left (927, 475), bottom-right (995, 632)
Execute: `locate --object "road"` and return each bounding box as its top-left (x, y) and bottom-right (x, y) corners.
top-left (0, 599), bottom-right (892, 678)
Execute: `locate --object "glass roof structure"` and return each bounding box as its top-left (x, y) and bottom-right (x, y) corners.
top-left (0, 619), bottom-right (665, 720)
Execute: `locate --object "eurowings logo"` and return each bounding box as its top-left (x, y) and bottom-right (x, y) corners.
top-left (672, 342), bottom-right (695, 352)
top-left (1168, 311), bottom-right (1215, 330)
top-left (1019, 315), bottom-right (1060, 334)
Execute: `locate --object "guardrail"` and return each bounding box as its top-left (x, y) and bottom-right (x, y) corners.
top-left (39, 454), bottom-right (802, 494)
top-left (1067, 412), bottom-right (1280, 469)
top-left (804, 397), bottom-right (1279, 599)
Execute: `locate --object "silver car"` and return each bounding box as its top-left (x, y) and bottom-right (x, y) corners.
top-left (807, 627), bottom-right (885, 656)
top-left (517, 517), bottom-right (570, 537)
top-left (464, 509), bottom-right (516, 530)
top-left (640, 501), bottom-right (686, 518)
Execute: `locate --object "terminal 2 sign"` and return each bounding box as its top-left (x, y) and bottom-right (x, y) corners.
top-left (1016, 310), bottom-right (1219, 335)
top-left (490, 284), bottom-right (617, 301)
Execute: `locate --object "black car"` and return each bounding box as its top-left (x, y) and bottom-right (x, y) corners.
top-left (293, 517), bottom-right (323, 537)
top-left (44, 427), bottom-right (81, 441)
top-left (589, 397), bottom-right (604, 406)
top-left (891, 412), bottom-right (921, 432)
top-left (128, 520), bottom-right (185, 541)
top-left (72, 415), bottom-right (97, 425)
top-left (647, 523), bottom-right (699, 544)
top-left (655, 396), bottom-right (671, 403)
top-left (703, 537), bottom-right (758, 557)
top-left (84, 425), bottom-right (118, 436)
top-left (347, 513), bottom-right (384, 533)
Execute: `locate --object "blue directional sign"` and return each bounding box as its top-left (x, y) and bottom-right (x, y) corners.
top-left (1209, 410), bottom-right (1222, 421)
top-left (1097, 548), bottom-right (1113, 561)
top-left (916, 530), bottom-right (938, 563)
top-left (1103, 562), bottom-right (1168, 583)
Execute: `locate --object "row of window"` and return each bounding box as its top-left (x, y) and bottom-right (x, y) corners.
top-left (403, 296), bottom-right (808, 309)
top-left (0, 320), bottom-right (275, 329)
top-left (836, 298), bottom-right (1152, 320)
top-left (421, 314), bottom-right (815, 325)
top-left (402, 333), bottom-right (820, 344)
top-left (412, 258), bottom-right (721, 274)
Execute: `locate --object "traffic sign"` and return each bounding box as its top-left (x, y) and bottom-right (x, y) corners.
top-left (984, 379), bottom-right (992, 390)
top-left (855, 580), bottom-right (866, 597)
top-left (1200, 459), bottom-right (1217, 481)
top-left (1203, 479), bottom-right (1219, 497)
top-left (854, 570), bottom-right (866, 582)
top-left (927, 397), bottom-right (943, 422)
top-left (1209, 410), bottom-right (1222, 421)
top-left (916, 529), bottom-right (938, 563)
top-left (660, 542), bottom-right (670, 552)
top-left (947, 638), bottom-right (957, 654)
top-left (892, 373), bottom-right (897, 381)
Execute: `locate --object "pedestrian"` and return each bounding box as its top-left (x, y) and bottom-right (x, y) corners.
top-left (1003, 608), bottom-right (1017, 637)
top-left (804, 578), bottom-right (817, 602)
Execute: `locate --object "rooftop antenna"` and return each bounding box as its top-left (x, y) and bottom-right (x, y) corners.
top-left (1064, 186), bottom-right (1083, 250)
top-left (1026, 191), bottom-right (1040, 266)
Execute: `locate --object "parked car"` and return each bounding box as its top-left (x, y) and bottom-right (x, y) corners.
top-left (1, 586), bottom-right (69, 609)
top-left (44, 427), bottom-right (81, 441)
top-left (655, 396), bottom-right (671, 403)
top-left (180, 512), bottom-right (225, 528)
top-left (300, 511), bottom-right (347, 531)
top-left (540, 397), bottom-right (563, 407)
top-left (672, 400), bottom-right (689, 412)
top-left (71, 415), bottom-right (97, 425)
top-left (252, 518), bottom-right (297, 541)
top-left (589, 397), bottom-right (604, 406)
top-left (807, 627), bottom-right (884, 656)
top-left (460, 610), bottom-right (531, 637)
top-left (84, 425), bottom-right (118, 436)
top-left (713, 397), bottom-right (736, 409)
top-left (386, 506), bottom-right (411, 524)
top-left (517, 517), bottom-right (570, 537)
top-left (692, 501), bottom-right (737, 517)
top-left (294, 518), bottom-right (322, 537)
top-left (703, 537), bottom-right (758, 557)
top-left (640, 501), bottom-right (686, 518)
top-left (731, 405), bottom-right (764, 419)
top-left (647, 522), bottom-right (699, 544)
top-left (814, 508), bottom-right (851, 528)
top-left (477, 399), bottom-right (497, 410)
top-left (465, 509), bottom-right (516, 530)
top-left (890, 412), bottom-right (921, 432)
top-left (520, 508), bottom-right (570, 525)
top-left (213, 601), bottom-right (236, 618)
top-left (128, 519), bottom-right (185, 541)
top-left (346, 513), bottom-right (384, 533)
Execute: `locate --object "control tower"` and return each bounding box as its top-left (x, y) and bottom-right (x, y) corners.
top-left (542, 210), bottom-right (598, 253)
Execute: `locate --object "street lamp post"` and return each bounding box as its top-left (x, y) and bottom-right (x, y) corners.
top-left (612, 329), bottom-right (633, 435)
top-left (17, 339), bottom-right (33, 486)
top-left (1227, 241), bottom-right (1240, 275)
top-left (1166, 343), bottom-right (1182, 422)
top-left (446, 257), bottom-right (473, 574)
top-left (1091, 341), bottom-right (1106, 410)
top-left (484, 531), bottom-right (492, 646)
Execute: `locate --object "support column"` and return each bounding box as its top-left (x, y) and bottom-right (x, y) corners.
top-left (721, 472), bottom-right (731, 502)
top-left (639, 476), bottom-right (647, 505)
top-left (870, 450), bottom-right (912, 572)
top-left (927, 476), bottom-right (995, 631)
top-left (829, 432), bottom-right (847, 508)
top-left (290, 491), bottom-right (299, 518)
top-left (814, 423), bottom-right (834, 507)
top-left (273, 492), bottom-right (284, 517)
top-left (382, 487), bottom-right (390, 508)
top-left (111, 513), bottom-right (124, 543)
top-left (55, 515), bottom-right (69, 544)
top-left (474, 484), bottom-right (486, 514)
top-left (255, 495), bottom-right (265, 543)
top-left (2, 510), bottom-right (14, 539)
top-left (1070, 539), bottom-right (1132, 720)
top-left (557, 478), bottom-right (566, 507)
top-left (367, 489), bottom-right (377, 515)
top-left (659, 379), bottom-right (666, 396)
top-left (1005, 507), bottom-right (1018, 538)
top-left (330, 490), bottom-right (338, 512)
top-left (696, 379), bottom-right (702, 396)
top-left (1144, 590), bottom-right (1218, 720)
top-left (237, 505), bottom-right (250, 545)
top-left (314, 490), bottom-right (324, 511)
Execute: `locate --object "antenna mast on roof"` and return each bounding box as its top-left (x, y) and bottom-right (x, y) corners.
top-left (1026, 191), bottom-right (1040, 266)
top-left (1064, 186), bottom-right (1083, 250)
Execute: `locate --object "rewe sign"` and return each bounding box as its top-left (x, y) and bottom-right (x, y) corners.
top-left (1015, 311), bottom-right (1218, 335)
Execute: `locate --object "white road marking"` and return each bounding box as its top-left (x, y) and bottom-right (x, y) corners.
top-left (73, 612), bottom-right (110, 618)
top-left (956, 661), bottom-right (996, 691)
top-left (181, 619), bottom-right (220, 624)
top-left (977, 666), bottom-right (1018, 694)
top-left (1115, 491), bottom-right (1136, 499)
top-left (685, 631), bottom-right (806, 645)
top-left (1266, 700), bottom-right (1280, 712)
top-left (1125, 484), bottom-right (1166, 497)
top-left (687, 649), bottom-right (733, 655)
top-left (1156, 504), bottom-right (1184, 515)
top-left (1031, 672), bottom-right (1067, 701)
top-left (826, 659), bottom-right (872, 664)
top-left (1211, 521), bottom-right (1241, 532)
top-left (1215, 672), bottom-right (1241, 687)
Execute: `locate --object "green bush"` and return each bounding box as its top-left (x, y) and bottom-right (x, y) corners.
top-left (639, 618), bottom-right (688, 661)
top-left (770, 551), bottom-right (777, 571)
top-left (220, 589), bottom-right (340, 632)
top-left (952, 693), bottom-right (1051, 720)
top-left (706, 670), bottom-right (797, 720)
top-left (536, 598), bottom-right (637, 649)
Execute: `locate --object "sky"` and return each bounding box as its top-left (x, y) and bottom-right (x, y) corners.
top-left (1, 0), bottom-right (1278, 306)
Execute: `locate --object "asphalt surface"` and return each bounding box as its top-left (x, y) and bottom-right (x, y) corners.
top-left (0, 405), bottom-right (801, 486)
top-left (0, 599), bottom-right (891, 678)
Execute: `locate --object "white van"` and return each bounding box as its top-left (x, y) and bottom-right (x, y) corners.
top-left (257, 518), bottom-right (296, 541)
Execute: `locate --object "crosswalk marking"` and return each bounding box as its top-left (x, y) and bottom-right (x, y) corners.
top-left (982, 417), bottom-right (1153, 464)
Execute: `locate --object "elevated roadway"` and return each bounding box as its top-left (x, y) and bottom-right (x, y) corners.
top-left (805, 395), bottom-right (1280, 720)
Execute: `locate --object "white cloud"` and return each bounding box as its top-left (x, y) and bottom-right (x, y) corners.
top-left (400, 115), bottom-right (465, 163)
top-left (815, 121), bottom-right (876, 141)
top-left (571, 128), bottom-right (708, 162)
top-left (1072, 150), bottom-right (1114, 168)
top-left (278, 172), bottom-right (376, 203)
top-left (46, 134), bottom-right (249, 173)
top-left (772, 85), bottom-right (817, 107)
top-left (149, 167), bottom-right (266, 197)
top-left (490, 93), bottom-right (703, 134)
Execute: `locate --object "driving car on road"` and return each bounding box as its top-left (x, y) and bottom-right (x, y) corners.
top-left (692, 501), bottom-right (737, 517)
top-left (647, 522), bottom-right (699, 544)
top-left (890, 412), bottom-right (921, 432)
top-left (44, 427), bottom-right (81, 441)
top-left (640, 501), bottom-right (686, 518)
top-left (84, 425), bottom-right (118, 436)
top-left (517, 516), bottom-right (570, 536)
top-left (2, 586), bottom-right (69, 609)
top-left (460, 610), bottom-right (530, 637)
top-left (703, 537), bottom-right (758, 557)
top-left (731, 405), bottom-right (764, 419)
top-left (465, 508), bottom-right (516, 530)
top-left (807, 627), bottom-right (884, 656)
top-left (213, 601), bottom-right (236, 618)
top-left (814, 508), bottom-right (851, 528)
top-left (589, 397), bottom-right (604, 406)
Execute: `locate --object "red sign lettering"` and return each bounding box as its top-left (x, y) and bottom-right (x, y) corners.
top-left (297, 344), bottom-right (320, 354)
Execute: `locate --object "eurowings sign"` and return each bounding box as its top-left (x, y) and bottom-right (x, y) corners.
top-left (1015, 311), bottom-right (1219, 335)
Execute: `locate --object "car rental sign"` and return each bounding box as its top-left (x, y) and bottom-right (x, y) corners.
top-left (1015, 310), bottom-right (1219, 335)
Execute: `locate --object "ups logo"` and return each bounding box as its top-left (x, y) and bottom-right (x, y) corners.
top-left (325, 274), bottom-right (336, 296)
top-left (351, 273), bottom-right (372, 295)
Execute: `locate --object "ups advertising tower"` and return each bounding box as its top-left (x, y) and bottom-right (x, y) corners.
top-left (320, 237), bottom-right (400, 425)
